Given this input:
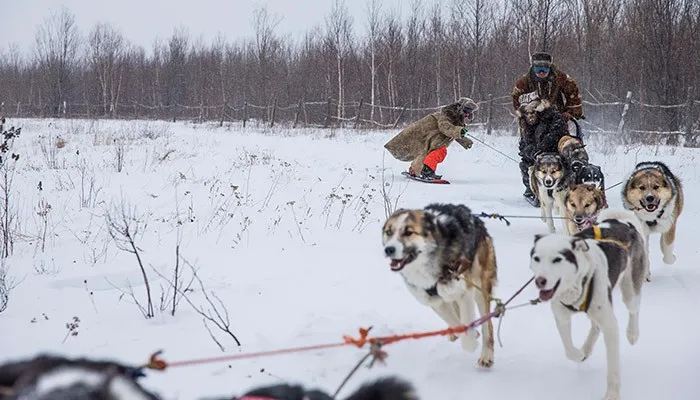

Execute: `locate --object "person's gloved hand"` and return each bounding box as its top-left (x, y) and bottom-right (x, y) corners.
top-left (460, 127), bottom-right (468, 138)
top-left (456, 137), bottom-right (473, 149)
top-left (561, 112), bottom-right (573, 121)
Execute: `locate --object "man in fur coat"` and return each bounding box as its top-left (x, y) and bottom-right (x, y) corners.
top-left (384, 98), bottom-right (478, 180)
top-left (516, 99), bottom-right (571, 206)
top-left (511, 52), bottom-right (583, 205)
top-left (511, 52), bottom-right (583, 122)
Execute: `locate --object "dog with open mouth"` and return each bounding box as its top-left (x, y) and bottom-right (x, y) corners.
top-left (563, 184), bottom-right (607, 235)
top-left (621, 161), bottom-right (684, 279)
top-left (381, 203), bottom-right (498, 368)
top-left (529, 208), bottom-right (649, 400)
top-left (529, 152), bottom-right (576, 233)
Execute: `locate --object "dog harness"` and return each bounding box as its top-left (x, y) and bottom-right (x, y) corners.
top-left (645, 208), bottom-right (665, 228)
top-left (562, 273), bottom-right (595, 313)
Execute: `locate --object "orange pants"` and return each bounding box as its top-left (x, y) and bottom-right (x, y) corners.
top-left (423, 146), bottom-right (447, 171)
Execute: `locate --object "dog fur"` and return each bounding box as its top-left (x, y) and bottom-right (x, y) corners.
top-left (577, 163), bottom-right (608, 207)
top-left (557, 135), bottom-right (589, 174)
top-left (621, 161), bottom-right (684, 277)
top-left (529, 208), bottom-right (649, 400)
top-left (529, 152), bottom-right (576, 233)
top-left (563, 184), bottom-right (606, 235)
top-left (235, 376), bottom-right (418, 400)
top-left (381, 203), bottom-right (498, 368)
top-left (0, 354), bottom-right (158, 400)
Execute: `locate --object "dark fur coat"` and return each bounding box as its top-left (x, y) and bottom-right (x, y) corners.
top-left (518, 107), bottom-right (570, 164)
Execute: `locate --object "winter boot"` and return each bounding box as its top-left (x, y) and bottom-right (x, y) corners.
top-left (420, 164), bottom-right (442, 180)
top-left (523, 188), bottom-right (540, 207)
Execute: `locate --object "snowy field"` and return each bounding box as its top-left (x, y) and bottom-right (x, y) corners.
top-left (0, 117), bottom-right (698, 399)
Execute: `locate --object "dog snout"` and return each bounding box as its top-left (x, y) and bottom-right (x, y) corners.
top-left (645, 195), bottom-right (656, 203)
top-left (573, 215), bottom-right (584, 224)
top-left (384, 246), bottom-right (396, 257)
top-left (544, 178), bottom-right (553, 186)
top-left (535, 276), bottom-right (547, 289)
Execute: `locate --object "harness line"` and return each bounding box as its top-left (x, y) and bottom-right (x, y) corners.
top-left (140, 278), bottom-right (539, 373)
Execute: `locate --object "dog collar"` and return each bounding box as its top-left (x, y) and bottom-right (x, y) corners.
top-left (562, 273), bottom-right (595, 313)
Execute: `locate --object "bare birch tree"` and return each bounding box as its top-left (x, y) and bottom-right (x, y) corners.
top-left (326, 0), bottom-right (354, 120)
top-left (365, 0), bottom-right (383, 121)
top-left (87, 22), bottom-right (126, 116)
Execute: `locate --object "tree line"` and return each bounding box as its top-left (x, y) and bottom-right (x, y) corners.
top-left (0, 0), bottom-right (698, 134)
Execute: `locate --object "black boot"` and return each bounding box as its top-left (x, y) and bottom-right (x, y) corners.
top-left (421, 165), bottom-right (442, 180)
top-left (519, 159), bottom-right (539, 207)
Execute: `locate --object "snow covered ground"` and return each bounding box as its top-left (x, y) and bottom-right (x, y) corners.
top-left (0, 117), bottom-right (698, 399)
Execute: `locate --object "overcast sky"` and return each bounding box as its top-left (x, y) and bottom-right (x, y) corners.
top-left (1, 0), bottom-right (440, 56)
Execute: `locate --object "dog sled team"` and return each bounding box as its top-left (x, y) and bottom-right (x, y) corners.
top-left (381, 52), bottom-right (685, 400)
top-left (0, 53), bottom-right (685, 400)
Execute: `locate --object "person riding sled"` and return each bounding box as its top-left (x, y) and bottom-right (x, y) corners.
top-left (384, 97), bottom-right (478, 181)
top-left (511, 51), bottom-right (584, 205)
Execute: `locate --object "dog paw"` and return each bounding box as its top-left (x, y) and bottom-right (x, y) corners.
top-left (645, 270), bottom-right (652, 282)
top-left (663, 254), bottom-right (676, 265)
top-left (565, 348), bottom-right (587, 363)
top-left (460, 331), bottom-right (479, 352)
top-left (627, 324), bottom-right (639, 345)
top-left (436, 279), bottom-right (467, 302)
top-left (477, 354), bottom-right (494, 368)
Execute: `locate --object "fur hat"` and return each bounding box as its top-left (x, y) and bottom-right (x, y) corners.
top-left (531, 52), bottom-right (553, 67)
top-left (516, 99), bottom-right (551, 118)
top-left (458, 97), bottom-right (479, 112)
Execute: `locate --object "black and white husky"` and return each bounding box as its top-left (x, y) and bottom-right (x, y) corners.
top-left (529, 209), bottom-right (649, 400)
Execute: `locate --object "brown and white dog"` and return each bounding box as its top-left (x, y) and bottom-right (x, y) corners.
top-left (621, 161), bottom-right (684, 279)
top-left (381, 203), bottom-right (498, 368)
top-left (529, 152), bottom-right (576, 233)
top-left (563, 184), bottom-right (607, 235)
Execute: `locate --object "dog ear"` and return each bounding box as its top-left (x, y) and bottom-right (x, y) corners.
top-left (572, 237), bottom-right (589, 252)
top-left (533, 233), bottom-right (545, 243)
top-left (593, 187), bottom-right (604, 209)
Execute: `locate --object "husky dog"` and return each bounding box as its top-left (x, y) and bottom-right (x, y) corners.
top-left (529, 209), bottom-right (649, 400)
top-left (563, 184), bottom-right (607, 235)
top-left (0, 354), bottom-right (158, 400)
top-left (529, 152), bottom-right (576, 233)
top-left (577, 163), bottom-right (608, 207)
top-left (381, 203), bottom-right (498, 368)
top-left (621, 161), bottom-right (684, 277)
top-left (557, 135), bottom-right (589, 174)
top-left (232, 376), bottom-right (418, 400)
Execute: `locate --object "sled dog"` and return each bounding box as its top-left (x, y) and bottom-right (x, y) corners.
top-left (529, 208), bottom-right (649, 400)
top-left (381, 203), bottom-right (498, 368)
top-left (563, 183), bottom-right (606, 235)
top-left (577, 162), bottom-right (608, 207)
top-left (557, 135), bottom-right (589, 174)
top-left (621, 161), bottom-right (683, 279)
top-left (529, 152), bottom-right (576, 233)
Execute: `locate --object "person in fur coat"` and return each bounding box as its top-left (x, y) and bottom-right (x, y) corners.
top-left (517, 99), bottom-right (571, 206)
top-left (383, 98), bottom-right (478, 180)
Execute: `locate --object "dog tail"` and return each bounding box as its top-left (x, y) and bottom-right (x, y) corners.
top-left (598, 208), bottom-right (649, 245)
top-left (343, 376), bottom-right (418, 400)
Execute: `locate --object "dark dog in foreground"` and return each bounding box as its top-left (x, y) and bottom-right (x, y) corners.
top-left (0, 354), bottom-right (158, 400)
top-left (232, 377), bottom-right (417, 400)
top-left (0, 354), bottom-right (417, 400)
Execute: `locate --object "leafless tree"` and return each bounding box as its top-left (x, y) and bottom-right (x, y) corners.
top-left (34, 6), bottom-right (81, 116)
top-left (364, 0), bottom-right (384, 121)
top-left (326, 0), bottom-right (354, 120)
top-left (252, 5), bottom-right (283, 105)
top-left (87, 22), bottom-right (126, 116)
